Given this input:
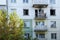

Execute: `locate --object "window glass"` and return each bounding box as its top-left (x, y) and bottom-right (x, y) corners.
top-left (11, 0), bottom-right (16, 3)
top-left (51, 21), bottom-right (56, 28)
top-left (26, 0), bottom-right (28, 3)
top-left (23, 0), bottom-right (25, 3)
top-left (36, 21), bottom-right (44, 26)
top-left (23, 9), bottom-right (29, 15)
top-left (51, 33), bottom-right (57, 39)
top-left (23, 0), bottom-right (28, 3)
top-left (50, 9), bottom-right (55, 16)
top-left (50, 0), bottom-right (55, 4)
top-left (24, 21), bottom-right (30, 27)
top-left (39, 34), bottom-right (45, 38)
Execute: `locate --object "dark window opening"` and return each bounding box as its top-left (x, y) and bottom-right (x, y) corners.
top-left (50, 9), bottom-right (55, 16)
top-left (51, 33), bottom-right (57, 39)
top-left (35, 10), bottom-right (38, 17)
top-left (23, 9), bottom-right (29, 15)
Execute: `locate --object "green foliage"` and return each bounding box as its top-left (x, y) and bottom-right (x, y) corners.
top-left (0, 10), bottom-right (24, 40)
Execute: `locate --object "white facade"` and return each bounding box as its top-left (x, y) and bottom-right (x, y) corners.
top-left (0, 0), bottom-right (7, 9)
top-left (0, 0), bottom-right (60, 40)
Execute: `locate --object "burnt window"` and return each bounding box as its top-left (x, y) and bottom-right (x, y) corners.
top-left (23, 9), bottom-right (29, 15)
top-left (35, 10), bottom-right (38, 17)
top-left (50, 9), bottom-right (55, 16)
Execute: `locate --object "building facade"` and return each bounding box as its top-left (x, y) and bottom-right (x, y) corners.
top-left (0, 0), bottom-right (60, 40)
top-left (0, 0), bottom-right (7, 10)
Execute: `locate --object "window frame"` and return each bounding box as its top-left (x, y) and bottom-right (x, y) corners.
top-left (11, 0), bottom-right (16, 3)
top-left (23, 0), bottom-right (28, 3)
top-left (39, 34), bottom-right (45, 38)
top-left (50, 0), bottom-right (55, 4)
top-left (35, 21), bottom-right (45, 26)
top-left (23, 9), bottom-right (29, 16)
top-left (24, 21), bottom-right (30, 27)
top-left (51, 33), bottom-right (57, 39)
top-left (50, 21), bottom-right (56, 28)
top-left (50, 9), bottom-right (56, 16)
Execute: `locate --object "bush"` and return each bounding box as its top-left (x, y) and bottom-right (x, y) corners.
top-left (0, 10), bottom-right (24, 40)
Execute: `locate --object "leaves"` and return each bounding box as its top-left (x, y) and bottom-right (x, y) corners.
top-left (0, 10), bottom-right (24, 40)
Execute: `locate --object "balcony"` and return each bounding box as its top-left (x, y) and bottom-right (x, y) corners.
top-left (33, 0), bottom-right (48, 8)
top-left (38, 38), bottom-right (47, 40)
top-left (35, 13), bottom-right (46, 20)
top-left (0, 6), bottom-right (7, 10)
top-left (34, 25), bottom-right (47, 32)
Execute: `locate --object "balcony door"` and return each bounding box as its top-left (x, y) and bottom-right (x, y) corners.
top-left (36, 21), bottom-right (44, 26)
top-left (35, 9), bottom-right (44, 17)
top-left (36, 34), bottom-right (45, 39)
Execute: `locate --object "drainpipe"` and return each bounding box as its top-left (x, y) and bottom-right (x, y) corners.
top-left (6, 0), bottom-right (8, 21)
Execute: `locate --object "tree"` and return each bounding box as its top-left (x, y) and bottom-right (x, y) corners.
top-left (0, 10), bottom-right (24, 40)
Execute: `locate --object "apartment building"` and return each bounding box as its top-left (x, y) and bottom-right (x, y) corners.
top-left (33, 0), bottom-right (60, 40)
top-left (0, 0), bottom-right (60, 40)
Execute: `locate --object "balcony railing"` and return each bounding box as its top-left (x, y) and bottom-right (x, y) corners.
top-left (35, 13), bottom-right (47, 20)
top-left (34, 25), bottom-right (47, 32)
top-left (33, 0), bottom-right (48, 8)
top-left (38, 38), bottom-right (47, 40)
top-left (0, 6), bottom-right (7, 10)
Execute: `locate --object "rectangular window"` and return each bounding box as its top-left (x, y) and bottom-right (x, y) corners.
top-left (51, 21), bottom-right (56, 28)
top-left (51, 33), bottom-right (57, 39)
top-left (23, 0), bottom-right (25, 3)
top-left (23, 0), bottom-right (28, 3)
top-left (50, 0), bottom-right (55, 4)
top-left (35, 9), bottom-right (44, 17)
top-left (24, 21), bottom-right (30, 27)
top-left (39, 34), bottom-right (45, 38)
top-left (23, 9), bottom-right (29, 15)
top-left (35, 10), bottom-right (38, 17)
top-left (36, 34), bottom-right (45, 38)
top-left (26, 0), bottom-right (28, 3)
top-left (11, 9), bottom-right (16, 13)
top-left (50, 9), bottom-right (55, 16)
top-left (11, 0), bottom-right (16, 3)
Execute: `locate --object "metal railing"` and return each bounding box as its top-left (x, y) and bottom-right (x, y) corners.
top-left (34, 25), bottom-right (47, 31)
top-left (35, 13), bottom-right (46, 20)
top-left (38, 38), bottom-right (47, 40)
